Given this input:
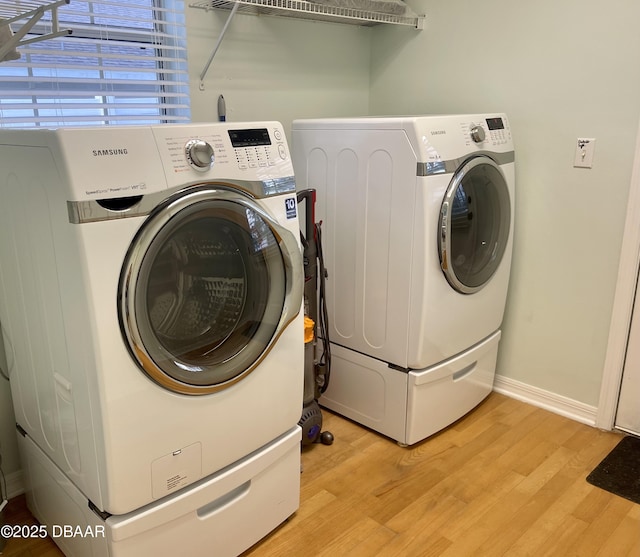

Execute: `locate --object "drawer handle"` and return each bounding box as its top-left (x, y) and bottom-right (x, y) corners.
top-left (197, 481), bottom-right (251, 519)
top-left (453, 362), bottom-right (477, 382)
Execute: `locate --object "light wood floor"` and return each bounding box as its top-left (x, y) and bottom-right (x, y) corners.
top-left (2, 393), bottom-right (639, 556)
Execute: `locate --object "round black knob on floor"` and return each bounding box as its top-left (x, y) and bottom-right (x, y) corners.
top-left (320, 431), bottom-right (334, 445)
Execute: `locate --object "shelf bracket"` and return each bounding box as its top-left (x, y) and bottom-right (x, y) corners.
top-left (199, 1), bottom-right (241, 89)
top-left (0, 0), bottom-right (72, 62)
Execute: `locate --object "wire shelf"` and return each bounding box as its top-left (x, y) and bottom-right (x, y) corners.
top-left (190, 0), bottom-right (425, 29)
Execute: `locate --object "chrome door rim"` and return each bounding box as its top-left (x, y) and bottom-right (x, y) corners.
top-left (118, 185), bottom-right (302, 395)
top-left (438, 156), bottom-right (510, 294)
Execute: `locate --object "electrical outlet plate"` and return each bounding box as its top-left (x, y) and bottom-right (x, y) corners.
top-left (574, 138), bottom-right (596, 168)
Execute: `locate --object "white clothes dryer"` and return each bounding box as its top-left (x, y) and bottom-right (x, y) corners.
top-left (292, 114), bottom-right (515, 445)
top-left (0, 123), bottom-right (303, 556)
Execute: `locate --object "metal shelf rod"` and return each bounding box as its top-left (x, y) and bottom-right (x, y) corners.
top-left (0, 0), bottom-right (72, 62)
top-left (199, 0), bottom-right (241, 85)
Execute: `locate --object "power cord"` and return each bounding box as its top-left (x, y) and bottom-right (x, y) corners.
top-left (315, 221), bottom-right (331, 395)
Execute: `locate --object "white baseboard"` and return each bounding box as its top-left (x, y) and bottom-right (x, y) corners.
top-left (4, 470), bottom-right (24, 499)
top-left (493, 375), bottom-right (598, 427)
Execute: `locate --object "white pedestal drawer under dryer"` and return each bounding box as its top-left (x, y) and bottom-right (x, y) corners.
top-left (292, 114), bottom-right (515, 445)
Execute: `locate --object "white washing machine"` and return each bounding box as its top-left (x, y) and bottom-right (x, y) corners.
top-left (0, 122), bottom-right (303, 556)
top-left (292, 114), bottom-right (515, 445)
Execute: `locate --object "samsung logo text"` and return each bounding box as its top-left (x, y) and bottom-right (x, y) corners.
top-left (92, 148), bottom-right (129, 157)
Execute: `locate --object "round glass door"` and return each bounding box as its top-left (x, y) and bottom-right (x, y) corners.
top-left (118, 185), bottom-right (302, 395)
top-left (438, 156), bottom-right (511, 294)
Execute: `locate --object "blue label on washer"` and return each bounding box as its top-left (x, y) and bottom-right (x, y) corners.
top-left (285, 197), bottom-right (297, 219)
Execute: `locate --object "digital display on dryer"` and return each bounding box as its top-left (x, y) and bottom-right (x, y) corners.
top-left (486, 118), bottom-right (504, 130)
top-left (228, 128), bottom-right (271, 147)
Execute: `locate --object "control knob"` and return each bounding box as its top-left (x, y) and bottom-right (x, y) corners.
top-left (469, 124), bottom-right (486, 143)
top-left (185, 139), bottom-right (214, 171)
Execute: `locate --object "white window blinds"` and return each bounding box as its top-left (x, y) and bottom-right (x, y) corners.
top-left (0, 0), bottom-right (190, 127)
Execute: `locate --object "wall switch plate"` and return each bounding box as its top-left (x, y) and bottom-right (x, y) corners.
top-left (574, 138), bottom-right (596, 168)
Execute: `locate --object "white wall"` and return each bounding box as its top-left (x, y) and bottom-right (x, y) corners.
top-left (369, 0), bottom-right (640, 405)
top-left (186, 8), bottom-right (372, 134)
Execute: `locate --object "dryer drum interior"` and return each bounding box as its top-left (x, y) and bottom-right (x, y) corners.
top-left (439, 156), bottom-right (511, 294)
top-left (119, 186), bottom-right (297, 394)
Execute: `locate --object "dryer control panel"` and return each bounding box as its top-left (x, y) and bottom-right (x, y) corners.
top-left (463, 117), bottom-right (512, 147)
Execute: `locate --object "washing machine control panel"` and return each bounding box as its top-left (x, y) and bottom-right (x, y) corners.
top-left (228, 127), bottom-right (287, 170)
top-left (151, 123), bottom-right (293, 184)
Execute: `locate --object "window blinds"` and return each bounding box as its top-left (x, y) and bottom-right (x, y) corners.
top-left (0, 0), bottom-right (190, 127)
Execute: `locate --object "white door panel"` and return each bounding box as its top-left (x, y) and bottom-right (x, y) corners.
top-left (616, 269), bottom-right (640, 435)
